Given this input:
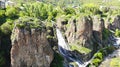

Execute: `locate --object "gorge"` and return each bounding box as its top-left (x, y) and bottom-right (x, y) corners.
top-left (1, 1), bottom-right (120, 67)
top-left (56, 28), bottom-right (93, 67)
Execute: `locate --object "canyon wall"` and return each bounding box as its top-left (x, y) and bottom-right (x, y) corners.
top-left (10, 26), bottom-right (54, 67)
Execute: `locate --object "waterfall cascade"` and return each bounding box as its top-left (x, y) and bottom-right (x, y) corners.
top-left (56, 28), bottom-right (120, 67)
top-left (113, 37), bottom-right (120, 46)
top-left (112, 37), bottom-right (120, 56)
top-left (56, 29), bottom-right (90, 67)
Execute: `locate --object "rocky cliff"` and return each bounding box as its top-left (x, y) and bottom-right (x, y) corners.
top-left (57, 16), bottom-right (94, 50)
top-left (10, 23), bottom-right (54, 67)
top-left (55, 15), bottom-right (106, 62)
top-left (9, 13), bottom-right (120, 67)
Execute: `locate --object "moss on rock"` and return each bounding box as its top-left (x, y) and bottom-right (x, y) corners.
top-left (70, 44), bottom-right (92, 54)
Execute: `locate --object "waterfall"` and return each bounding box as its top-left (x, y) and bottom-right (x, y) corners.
top-left (56, 29), bottom-right (89, 67)
top-left (56, 29), bottom-right (70, 55)
top-left (113, 37), bottom-right (120, 46)
top-left (56, 28), bottom-right (120, 67)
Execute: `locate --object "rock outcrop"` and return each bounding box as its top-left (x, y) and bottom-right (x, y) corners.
top-left (76, 16), bottom-right (93, 49)
top-left (57, 16), bottom-right (93, 49)
top-left (92, 16), bottom-right (105, 47)
top-left (111, 15), bottom-right (120, 30)
top-left (56, 16), bottom-right (94, 61)
top-left (55, 16), bottom-right (107, 61)
top-left (10, 26), bottom-right (54, 67)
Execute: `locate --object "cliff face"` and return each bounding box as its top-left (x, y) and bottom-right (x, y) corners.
top-left (57, 16), bottom-right (94, 50)
top-left (55, 16), bottom-right (107, 62)
top-left (112, 15), bottom-right (120, 30)
top-left (10, 27), bottom-right (54, 67)
top-left (93, 16), bottom-right (105, 47)
top-left (76, 17), bottom-right (93, 49)
top-left (56, 15), bottom-right (107, 47)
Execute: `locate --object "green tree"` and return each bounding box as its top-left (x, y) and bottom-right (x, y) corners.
top-left (5, 7), bottom-right (19, 19)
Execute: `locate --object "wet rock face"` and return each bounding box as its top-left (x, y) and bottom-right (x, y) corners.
top-left (11, 28), bottom-right (54, 67)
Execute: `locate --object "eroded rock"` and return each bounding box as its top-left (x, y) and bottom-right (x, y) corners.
top-left (11, 27), bottom-right (54, 67)
top-left (93, 16), bottom-right (105, 46)
top-left (112, 15), bottom-right (120, 30)
top-left (76, 16), bottom-right (93, 49)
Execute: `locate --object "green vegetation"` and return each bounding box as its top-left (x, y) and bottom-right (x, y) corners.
top-left (50, 52), bottom-right (64, 67)
top-left (79, 3), bottom-right (101, 15)
top-left (115, 29), bottom-right (120, 37)
top-left (92, 52), bottom-right (103, 66)
top-left (0, 7), bottom-right (19, 67)
top-left (5, 7), bottom-right (19, 19)
top-left (89, 46), bottom-right (115, 67)
top-left (110, 58), bottom-right (120, 67)
top-left (0, 9), bottom-right (6, 25)
top-left (102, 28), bottom-right (111, 40)
top-left (1, 0), bottom-right (120, 66)
top-left (70, 44), bottom-right (92, 54)
top-left (15, 16), bottom-right (44, 29)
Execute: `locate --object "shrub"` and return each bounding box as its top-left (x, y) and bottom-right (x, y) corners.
top-left (21, 2), bottom-right (53, 20)
top-left (16, 16), bottom-right (43, 29)
top-left (64, 7), bottom-right (76, 15)
top-left (5, 7), bottom-right (19, 19)
top-left (115, 29), bottom-right (120, 37)
top-left (0, 20), bottom-right (13, 35)
top-left (89, 46), bottom-right (114, 67)
top-left (79, 3), bottom-right (101, 15)
top-left (100, 7), bottom-right (110, 13)
top-left (19, 11), bottom-right (26, 17)
top-left (94, 52), bottom-right (103, 60)
top-left (0, 9), bottom-right (6, 25)
top-left (92, 58), bottom-right (101, 66)
top-left (50, 52), bottom-right (64, 67)
top-left (102, 28), bottom-right (111, 40)
top-left (0, 9), bottom-right (5, 18)
top-left (70, 44), bottom-right (92, 54)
